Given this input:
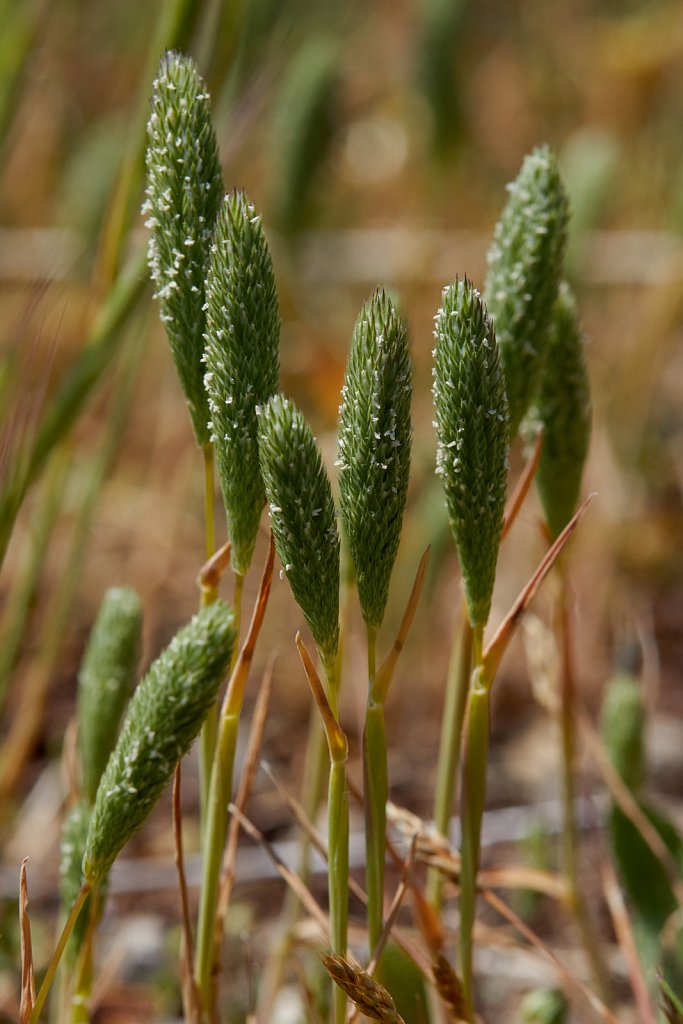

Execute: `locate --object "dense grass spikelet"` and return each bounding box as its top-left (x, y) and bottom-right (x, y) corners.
top-left (433, 279), bottom-right (509, 627)
top-left (528, 284), bottom-right (591, 539)
top-left (204, 190), bottom-right (280, 575)
top-left (338, 290), bottom-right (412, 629)
top-left (77, 587), bottom-right (143, 805)
top-left (143, 51), bottom-right (224, 446)
top-left (258, 395), bottom-right (340, 668)
top-left (485, 144), bottom-right (569, 437)
top-left (82, 603), bottom-right (235, 885)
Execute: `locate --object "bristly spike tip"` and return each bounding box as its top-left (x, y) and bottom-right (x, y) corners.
top-left (143, 51), bottom-right (224, 447)
top-left (338, 289), bottom-right (412, 630)
top-left (433, 278), bottom-right (509, 628)
top-left (258, 395), bottom-right (340, 671)
top-left (203, 190), bottom-right (281, 576)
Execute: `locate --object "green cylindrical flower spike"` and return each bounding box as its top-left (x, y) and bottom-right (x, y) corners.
top-left (258, 395), bottom-right (340, 668)
top-left (338, 290), bottom-right (412, 630)
top-left (82, 603), bottom-right (235, 886)
top-left (143, 51), bottom-right (224, 446)
top-left (77, 587), bottom-right (143, 806)
top-left (204, 190), bottom-right (280, 575)
top-left (529, 284), bottom-right (591, 539)
top-left (485, 144), bottom-right (569, 438)
top-left (59, 801), bottom-right (92, 965)
top-left (433, 279), bottom-right (509, 627)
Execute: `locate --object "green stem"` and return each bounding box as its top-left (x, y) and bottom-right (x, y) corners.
top-left (458, 669), bottom-right (489, 1022)
top-left (69, 889), bottom-right (100, 1024)
top-left (557, 566), bottom-right (611, 1003)
top-left (328, 755), bottom-right (349, 1024)
top-left (255, 705), bottom-right (327, 1021)
top-left (194, 567), bottom-right (247, 1021)
top-left (29, 885), bottom-right (90, 1024)
top-left (194, 708), bottom-right (240, 1018)
top-left (364, 698), bottom-right (387, 960)
top-left (428, 600), bottom-right (472, 909)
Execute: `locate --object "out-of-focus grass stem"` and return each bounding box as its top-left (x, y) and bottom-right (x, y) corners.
top-left (557, 560), bottom-right (610, 1003)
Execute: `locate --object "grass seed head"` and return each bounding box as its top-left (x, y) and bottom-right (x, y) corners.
top-left (321, 953), bottom-right (405, 1024)
top-left (77, 587), bottom-right (143, 805)
top-left (144, 50), bottom-right (224, 446)
top-left (433, 278), bottom-right (509, 627)
top-left (485, 144), bottom-right (569, 438)
top-left (204, 190), bottom-right (280, 576)
top-left (528, 283), bottom-right (591, 539)
top-left (82, 602), bottom-right (235, 885)
top-left (258, 394), bottom-right (340, 669)
top-left (338, 289), bottom-right (412, 630)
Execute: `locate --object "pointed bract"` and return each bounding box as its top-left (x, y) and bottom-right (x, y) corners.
top-left (258, 395), bottom-right (340, 668)
top-left (530, 284), bottom-right (591, 539)
top-left (433, 279), bottom-right (509, 627)
top-left (143, 51), bottom-right (224, 446)
top-left (485, 145), bottom-right (569, 438)
top-left (82, 603), bottom-right (235, 885)
top-left (338, 290), bottom-right (412, 629)
top-left (204, 191), bottom-right (280, 575)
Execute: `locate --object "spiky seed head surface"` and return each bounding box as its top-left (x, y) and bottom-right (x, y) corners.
top-left (82, 602), bottom-right (235, 885)
top-left (433, 279), bottom-right (509, 627)
top-left (528, 284), bottom-right (591, 539)
top-left (204, 190), bottom-right (280, 575)
top-left (143, 51), bottom-right (224, 446)
top-left (338, 290), bottom-right (412, 630)
top-left (321, 953), bottom-right (405, 1024)
top-left (258, 395), bottom-right (340, 667)
top-left (484, 144), bottom-right (569, 438)
top-left (59, 801), bottom-right (92, 965)
top-left (77, 587), bottom-right (143, 805)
